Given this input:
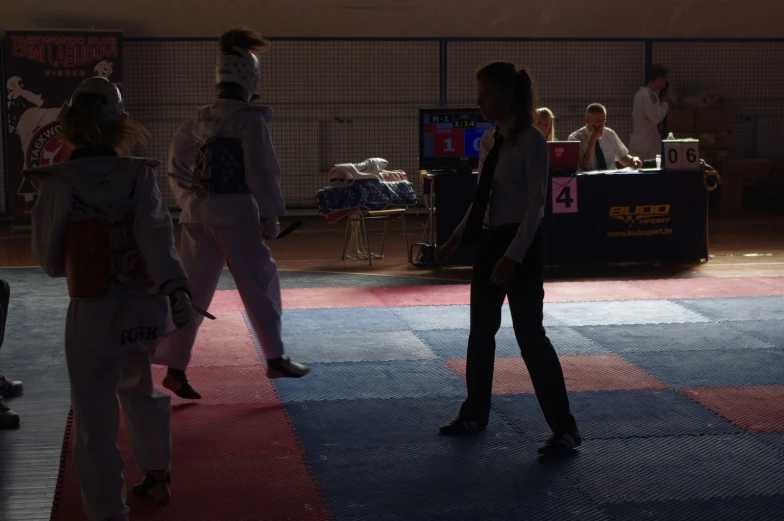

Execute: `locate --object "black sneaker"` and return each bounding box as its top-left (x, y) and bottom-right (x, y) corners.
top-left (162, 369), bottom-right (201, 400)
top-left (439, 418), bottom-right (487, 436)
top-left (266, 356), bottom-right (310, 379)
top-left (0, 371), bottom-right (23, 398)
top-left (0, 396), bottom-right (20, 429)
top-left (538, 431), bottom-right (582, 456)
top-left (132, 472), bottom-right (171, 505)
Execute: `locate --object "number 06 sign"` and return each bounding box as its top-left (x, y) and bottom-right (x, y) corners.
top-left (551, 177), bottom-right (578, 213)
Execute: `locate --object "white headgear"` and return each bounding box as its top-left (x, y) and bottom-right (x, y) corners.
top-left (7, 76), bottom-right (22, 92)
top-left (69, 76), bottom-right (128, 122)
top-left (216, 47), bottom-right (261, 102)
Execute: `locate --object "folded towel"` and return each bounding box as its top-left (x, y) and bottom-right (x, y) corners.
top-left (329, 158), bottom-right (397, 186)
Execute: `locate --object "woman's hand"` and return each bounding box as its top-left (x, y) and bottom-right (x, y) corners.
top-left (491, 256), bottom-right (519, 285)
top-left (434, 234), bottom-right (461, 264)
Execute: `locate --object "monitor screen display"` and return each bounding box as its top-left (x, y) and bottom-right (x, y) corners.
top-left (419, 109), bottom-right (493, 171)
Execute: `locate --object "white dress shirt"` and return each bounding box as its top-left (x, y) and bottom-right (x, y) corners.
top-left (568, 126), bottom-right (629, 171)
top-left (630, 87), bottom-right (669, 160)
top-left (454, 117), bottom-right (549, 262)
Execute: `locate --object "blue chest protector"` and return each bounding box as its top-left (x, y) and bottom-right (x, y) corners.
top-left (194, 137), bottom-right (251, 194)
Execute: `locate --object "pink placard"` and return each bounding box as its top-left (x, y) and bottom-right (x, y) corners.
top-left (551, 177), bottom-right (578, 213)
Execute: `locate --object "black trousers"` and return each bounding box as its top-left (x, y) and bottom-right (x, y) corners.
top-left (458, 226), bottom-right (578, 434)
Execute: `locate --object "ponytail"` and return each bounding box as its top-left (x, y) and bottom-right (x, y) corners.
top-left (510, 67), bottom-right (537, 137)
top-left (219, 27), bottom-right (270, 55)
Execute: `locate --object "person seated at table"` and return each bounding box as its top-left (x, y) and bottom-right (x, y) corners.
top-left (535, 107), bottom-right (556, 141)
top-left (568, 103), bottom-right (642, 171)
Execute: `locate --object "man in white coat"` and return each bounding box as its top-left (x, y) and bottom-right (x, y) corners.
top-left (154, 27), bottom-right (310, 399)
top-left (630, 64), bottom-right (671, 160)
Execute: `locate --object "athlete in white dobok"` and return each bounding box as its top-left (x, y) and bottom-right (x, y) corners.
top-left (154, 27), bottom-right (310, 399)
top-left (26, 77), bottom-right (193, 521)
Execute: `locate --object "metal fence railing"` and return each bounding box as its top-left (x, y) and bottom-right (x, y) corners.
top-left (3, 37), bottom-right (783, 213)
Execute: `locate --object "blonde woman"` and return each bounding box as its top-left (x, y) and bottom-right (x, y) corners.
top-left (535, 107), bottom-right (556, 141)
top-left (26, 76), bottom-right (193, 520)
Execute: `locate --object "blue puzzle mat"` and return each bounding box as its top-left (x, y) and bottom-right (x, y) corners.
top-left (558, 435), bottom-right (784, 503)
top-left (622, 348), bottom-right (784, 387)
top-left (416, 326), bottom-right (606, 359)
top-left (3, 266), bottom-right (784, 521)
top-left (284, 330), bottom-right (437, 363)
top-left (493, 389), bottom-right (741, 441)
top-left (275, 295), bottom-right (784, 520)
top-left (274, 360), bottom-right (468, 403)
top-left (573, 321), bottom-right (773, 353)
top-left (675, 296), bottom-right (784, 322)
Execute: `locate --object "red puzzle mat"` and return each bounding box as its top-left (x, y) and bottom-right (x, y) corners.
top-left (268, 276), bottom-right (784, 310)
top-left (50, 312), bottom-right (333, 521)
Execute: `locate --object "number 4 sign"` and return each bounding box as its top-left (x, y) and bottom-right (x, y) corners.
top-left (552, 177), bottom-right (578, 213)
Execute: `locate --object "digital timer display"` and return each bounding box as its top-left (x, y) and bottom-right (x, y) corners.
top-left (452, 119), bottom-right (476, 128)
top-left (420, 109), bottom-right (493, 166)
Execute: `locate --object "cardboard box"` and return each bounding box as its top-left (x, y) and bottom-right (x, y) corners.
top-left (699, 132), bottom-right (732, 149)
top-left (769, 159), bottom-right (784, 177)
top-left (702, 150), bottom-right (730, 168)
top-left (667, 108), bottom-right (696, 131)
top-left (663, 138), bottom-right (701, 171)
top-left (696, 109), bottom-right (731, 132)
top-left (719, 159), bottom-right (771, 216)
top-left (742, 177), bottom-right (784, 214)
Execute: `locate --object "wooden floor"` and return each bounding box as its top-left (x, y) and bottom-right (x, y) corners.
top-left (1, 215), bottom-right (783, 279)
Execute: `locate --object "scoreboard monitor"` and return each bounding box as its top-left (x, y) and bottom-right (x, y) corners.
top-left (419, 108), bottom-right (493, 173)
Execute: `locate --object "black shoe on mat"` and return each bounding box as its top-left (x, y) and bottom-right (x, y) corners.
top-left (162, 369), bottom-right (202, 400)
top-left (439, 418), bottom-right (487, 436)
top-left (538, 431), bottom-right (582, 456)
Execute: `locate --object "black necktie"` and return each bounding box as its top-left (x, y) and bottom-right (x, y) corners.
top-left (463, 132), bottom-right (504, 246)
top-left (594, 140), bottom-right (607, 170)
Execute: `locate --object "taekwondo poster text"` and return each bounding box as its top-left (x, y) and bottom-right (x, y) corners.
top-left (3, 29), bottom-right (123, 225)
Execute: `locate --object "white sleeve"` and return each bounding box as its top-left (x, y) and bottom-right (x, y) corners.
top-left (29, 177), bottom-right (70, 278)
top-left (240, 111), bottom-right (286, 218)
top-left (615, 131), bottom-right (629, 159)
top-left (453, 131), bottom-right (493, 238)
top-left (167, 117), bottom-right (199, 210)
top-left (21, 90), bottom-right (44, 107)
top-left (504, 132), bottom-right (548, 262)
top-left (133, 162), bottom-right (189, 291)
top-left (641, 91), bottom-right (669, 125)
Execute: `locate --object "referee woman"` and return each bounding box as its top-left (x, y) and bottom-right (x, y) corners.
top-left (434, 62), bottom-right (581, 456)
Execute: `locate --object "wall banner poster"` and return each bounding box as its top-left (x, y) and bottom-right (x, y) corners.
top-left (3, 29), bottom-right (123, 225)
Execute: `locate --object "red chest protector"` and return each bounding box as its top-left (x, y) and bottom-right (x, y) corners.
top-left (63, 209), bottom-right (155, 298)
top-left (58, 162), bottom-right (156, 299)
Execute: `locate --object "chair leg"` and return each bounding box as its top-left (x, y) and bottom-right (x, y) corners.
top-left (401, 212), bottom-right (411, 264)
top-left (341, 215), bottom-right (352, 260)
top-left (421, 196), bottom-right (431, 243)
top-left (360, 213), bottom-right (372, 266)
top-left (378, 220), bottom-right (390, 258)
